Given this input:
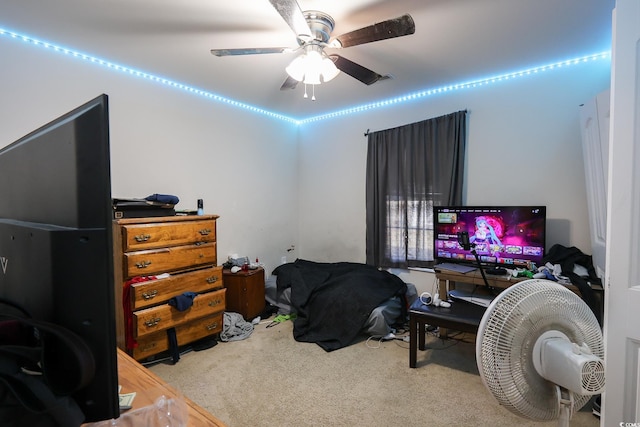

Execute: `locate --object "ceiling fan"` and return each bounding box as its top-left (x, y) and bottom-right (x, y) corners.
top-left (210, 0), bottom-right (415, 99)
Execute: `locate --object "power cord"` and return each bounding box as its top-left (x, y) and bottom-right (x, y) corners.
top-left (365, 332), bottom-right (410, 348)
top-left (365, 326), bottom-right (475, 350)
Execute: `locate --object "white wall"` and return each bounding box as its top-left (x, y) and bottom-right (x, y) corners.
top-left (0, 39), bottom-right (299, 276)
top-left (297, 59), bottom-right (611, 293)
top-left (0, 37), bottom-right (611, 293)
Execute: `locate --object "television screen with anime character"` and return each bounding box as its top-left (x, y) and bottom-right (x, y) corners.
top-left (433, 206), bottom-right (546, 268)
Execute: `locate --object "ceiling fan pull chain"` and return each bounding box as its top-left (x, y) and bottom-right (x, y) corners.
top-left (304, 83), bottom-right (308, 99)
top-left (312, 84), bottom-right (316, 101)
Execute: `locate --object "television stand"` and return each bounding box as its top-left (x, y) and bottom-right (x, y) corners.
top-left (433, 267), bottom-right (604, 334)
top-left (434, 267), bottom-right (526, 337)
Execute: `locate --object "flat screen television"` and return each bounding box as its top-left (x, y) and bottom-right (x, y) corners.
top-left (433, 206), bottom-right (547, 268)
top-left (0, 94), bottom-right (119, 422)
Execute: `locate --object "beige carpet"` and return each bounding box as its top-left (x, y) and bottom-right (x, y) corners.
top-left (149, 318), bottom-right (599, 427)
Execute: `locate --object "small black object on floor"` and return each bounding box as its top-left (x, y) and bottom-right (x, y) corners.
top-left (259, 302), bottom-right (279, 319)
top-left (192, 336), bottom-right (218, 351)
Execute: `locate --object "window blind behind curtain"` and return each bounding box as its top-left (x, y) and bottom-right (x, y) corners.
top-left (365, 110), bottom-right (467, 268)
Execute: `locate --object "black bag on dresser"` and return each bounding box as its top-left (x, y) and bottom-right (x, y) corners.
top-left (0, 298), bottom-right (95, 427)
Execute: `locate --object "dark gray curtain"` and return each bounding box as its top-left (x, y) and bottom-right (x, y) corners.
top-left (366, 110), bottom-right (467, 268)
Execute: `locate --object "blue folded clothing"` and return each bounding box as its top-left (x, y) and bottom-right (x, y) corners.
top-left (145, 194), bottom-right (179, 205)
top-left (168, 292), bottom-right (197, 311)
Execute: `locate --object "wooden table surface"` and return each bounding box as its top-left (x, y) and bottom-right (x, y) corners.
top-left (113, 348), bottom-right (227, 427)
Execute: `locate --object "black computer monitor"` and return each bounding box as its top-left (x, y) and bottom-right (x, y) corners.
top-left (0, 94), bottom-right (119, 422)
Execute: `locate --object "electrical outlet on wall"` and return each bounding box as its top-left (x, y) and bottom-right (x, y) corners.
top-left (281, 256), bottom-right (287, 264)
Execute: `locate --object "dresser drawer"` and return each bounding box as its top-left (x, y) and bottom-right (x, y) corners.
top-left (132, 312), bottom-right (223, 361)
top-left (122, 219), bottom-right (216, 251)
top-left (133, 288), bottom-right (226, 338)
top-left (124, 242), bottom-right (217, 278)
top-left (130, 266), bottom-right (223, 310)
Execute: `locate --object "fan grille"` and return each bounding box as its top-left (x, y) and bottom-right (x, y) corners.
top-left (476, 279), bottom-right (603, 421)
top-left (581, 359), bottom-right (605, 393)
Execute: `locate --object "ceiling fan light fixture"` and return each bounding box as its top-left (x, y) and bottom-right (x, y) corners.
top-left (285, 47), bottom-right (340, 87)
top-left (303, 67), bottom-right (321, 85)
top-left (302, 49), bottom-right (323, 85)
top-left (321, 56), bottom-right (339, 82)
top-left (285, 54), bottom-right (306, 81)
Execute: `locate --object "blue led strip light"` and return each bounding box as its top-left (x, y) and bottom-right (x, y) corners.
top-left (299, 51), bottom-right (611, 124)
top-left (1, 27), bottom-right (609, 125)
top-left (0, 27), bottom-right (298, 124)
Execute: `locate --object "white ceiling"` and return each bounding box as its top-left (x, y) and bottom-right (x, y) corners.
top-left (1, 0), bottom-right (615, 119)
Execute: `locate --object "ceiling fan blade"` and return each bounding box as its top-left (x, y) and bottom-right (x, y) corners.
top-left (331, 14), bottom-right (415, 48)
top-left (268, 0), bottom-right (312, 40)
top-left (211, 47), bottom-right (290, 57)
top-left (280, 75), bottom-right (299, 90)
top-left (330, 55), bottom-right (389, 85)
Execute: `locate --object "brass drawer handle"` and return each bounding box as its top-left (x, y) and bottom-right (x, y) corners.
top-left (142, 290), bottom-right (158, 300)
top-left (206, 322), bottom-right (219, 331)
top-left (135, 260), bottom-right (152, 269)
top-left (134, 234), bottom-right (151, 242)
top-left (144, 317), bottom-right (161, 327)
top-left (199, 228), bottom-right (212, 236)
top-left (208, 299), bottom-right (222, 307)
top-left (206, 276), bottom-right (219, 284)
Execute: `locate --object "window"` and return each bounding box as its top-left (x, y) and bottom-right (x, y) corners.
top-left (386, 198), bottom-right (434, 266)
top-left (366, 111), bottom-right (467, 268)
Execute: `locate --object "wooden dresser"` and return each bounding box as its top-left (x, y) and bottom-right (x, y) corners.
top-left (113, 215), bottom-right (225, 361)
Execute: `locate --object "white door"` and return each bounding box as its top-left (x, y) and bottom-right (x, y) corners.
top-left (603, 0), bottom-right (640, 424)
top-left (579, 90), bottom-right (610, 278)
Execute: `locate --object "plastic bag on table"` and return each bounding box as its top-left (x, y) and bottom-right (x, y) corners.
top-left (84, 395), bottom-right (188, 427)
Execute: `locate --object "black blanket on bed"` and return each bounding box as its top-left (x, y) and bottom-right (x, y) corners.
top-left (273, 259), bottom-right (407, 352)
